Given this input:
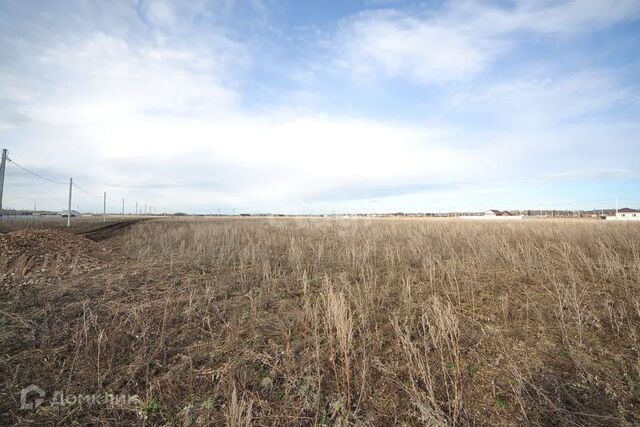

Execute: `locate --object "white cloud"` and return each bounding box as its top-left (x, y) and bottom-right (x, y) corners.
top-left (510, 0), bottom-right (640, 34)
top-left (83, 113), bottom-right (483, 205)
top-left (336, 10), bottom-right (501, 83)
top-left (144, 0), bottom-right (179, 28)
top-left (447, 70), bottom-right (633, 126)
top-left (334, 0), bottom-right (640, 84)
top-left (6, 15), bottom-right (247, 127)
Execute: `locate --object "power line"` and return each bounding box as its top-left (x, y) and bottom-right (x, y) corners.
top-left (72, 182), bottom-right (101, 198)
top-left (2, 152), bottom-right (153, 217)
top-left (6, 157), bottom-right (67, 185)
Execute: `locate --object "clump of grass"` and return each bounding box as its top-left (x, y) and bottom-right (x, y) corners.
top-left (392, 296), bottom-right (463, 425)
top-left (323, 281), bottom-right (354, 410)
top-left (226, 386), bottom-right (252, 427)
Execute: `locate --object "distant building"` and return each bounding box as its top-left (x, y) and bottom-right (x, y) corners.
top-left (58, 210), bottom-right (80, 217)
top-left (462, 210), bottom-right (522, 221)
top-left (484, 210), bottom-right (513, 216)
top-left (606, 208), bottom-right (640, 221)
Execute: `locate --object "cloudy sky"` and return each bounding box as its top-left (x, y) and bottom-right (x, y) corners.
top-left (1, 0), bottom-right (639, 214)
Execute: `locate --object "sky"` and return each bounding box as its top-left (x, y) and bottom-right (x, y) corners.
top-left (0, 0), bottom-right (639, 214)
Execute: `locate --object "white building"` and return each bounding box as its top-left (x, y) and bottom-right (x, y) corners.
top-left (462, 209), bottom-right (523, 220)
top-left (606, 208), bottom-right (640, 221)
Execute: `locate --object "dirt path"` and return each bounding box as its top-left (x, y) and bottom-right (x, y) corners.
top-left (78, 220), bottom-right (140, 241)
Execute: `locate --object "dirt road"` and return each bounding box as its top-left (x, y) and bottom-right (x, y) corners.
top-left (78, 220), bottom-right (140, 241)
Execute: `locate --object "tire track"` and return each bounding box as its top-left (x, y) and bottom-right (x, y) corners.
top-left (79, 220), bottom-right (140, 241)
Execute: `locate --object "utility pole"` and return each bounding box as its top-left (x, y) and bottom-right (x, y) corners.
top-left (67, 177), bottom-right (73, 227)
top-left (122, 198), bottom-right (124, 215)
top-left (616, 198), bottom-right (619, 217)
top-left (103, 192), bottom-right (106, 222)
top-left (135, 201), bottom-right (138, 216)
top-left (0, 149), bottom-right (7, 214)
top-left (144, 204), bottom-right (147, 215)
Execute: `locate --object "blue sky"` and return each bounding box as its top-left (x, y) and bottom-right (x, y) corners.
top-left (0, 0), bottom-right (639, 213)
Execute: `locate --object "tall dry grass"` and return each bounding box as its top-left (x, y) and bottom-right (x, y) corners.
top-left (1, 217), bottom-right (639, 426)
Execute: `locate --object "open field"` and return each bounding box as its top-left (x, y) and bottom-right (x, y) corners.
top-left (1, 218), bottom-right (639, 426)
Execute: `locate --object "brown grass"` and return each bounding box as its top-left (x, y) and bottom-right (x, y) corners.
top-left (1, 217), bottom-right (639, 426)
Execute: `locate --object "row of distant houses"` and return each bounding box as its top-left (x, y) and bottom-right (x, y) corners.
top-left (464, 208), bottom-right (640, 221)
top-left (50, 208), bottom-right (640, 220)
top-left (2, 207), bottom-right (638, 220)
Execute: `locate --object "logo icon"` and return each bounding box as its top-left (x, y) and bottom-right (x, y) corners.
top-left (20, 384), bottom-right (46, 410)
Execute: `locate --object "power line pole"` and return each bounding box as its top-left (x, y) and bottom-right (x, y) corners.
top-left (135, 201), bottom-right (138, 216)
top-left (103, 192), bottom-right (106, 222)
top-left (122, 198), bottom-right (124, 215)
top-left (0, 149), bottom-right (7, 214)
top-left (67, 177), bottom-right (73, 227)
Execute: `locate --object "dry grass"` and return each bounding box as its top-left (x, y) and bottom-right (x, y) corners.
top-left (1, 217), bottom-right (640, 426)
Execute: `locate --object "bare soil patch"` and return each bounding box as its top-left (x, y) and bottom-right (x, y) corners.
top-left (0, 228), bottom-right (107, 284)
